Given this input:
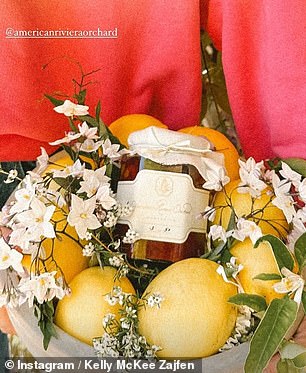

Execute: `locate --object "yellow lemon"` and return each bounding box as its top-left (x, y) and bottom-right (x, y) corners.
top-left (230, 239), bottom-right (283, 304)
top-left (108, 114), bottom-right (167, 147)
top-left (179, 126), bottom-right (240, 181)
top-left (55, 266), bottom-right (135, 345)
top-left (138, 258), bottom-right (237, 359)
top-left (213, 179), bottom-right (289, 238)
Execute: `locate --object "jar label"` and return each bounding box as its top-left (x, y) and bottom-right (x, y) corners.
top-left (116, 169), bottom-right (210, 243)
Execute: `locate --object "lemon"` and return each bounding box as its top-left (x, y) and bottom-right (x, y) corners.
top-left (230, 239), bottom-right (282, 303)
top-left (138, 258), bottom-right (237, 359)
top-left (55, 266), bottom-right (135, 345)
top-left (213, 179), bottom-right (289, 238)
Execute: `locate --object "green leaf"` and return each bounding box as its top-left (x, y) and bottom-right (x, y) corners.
top-left (292, 352), bottom-right (306, 368)
top-left (294, 232), bottom-right (306, 272)
top-left (74, 89), bottom-right (86, 105)
top-left (283, 158), bottom-right (306, 178)
top-left (33, 300), bottom-right (57, 350)
top-left (277, 359), bottom-right (301, 373)
top-left (96, 100), bottom-right (101, 123)
top-left (279, 340), bottom-right (306, 360)
top-left (255, 235), bottom-right (294, 271)
top-left (302, 291), bottom-right (306, 314)
top-left (228, 293), bottom-right (267, 312)
top-left (44, 94), bottom-right (65, 107)
top-left (244, 297), bottom-right (298, 373)
top-left (253, 273), bottom-right (282, 281)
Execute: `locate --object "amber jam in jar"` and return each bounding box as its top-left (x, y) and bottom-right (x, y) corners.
top-left (117, 157), bottom-right (210, 263)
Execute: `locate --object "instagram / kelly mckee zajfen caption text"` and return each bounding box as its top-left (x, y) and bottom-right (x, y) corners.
top-left (2, 358), bottom-right (202, 372)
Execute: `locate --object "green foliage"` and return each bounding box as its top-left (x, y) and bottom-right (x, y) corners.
top-left (294, 232), bottom-right (306, 272)
top-left (245, 297), bottom-right (298, 373)
top-left (255, 235), bottom-right (294, 272)
top-left (228, 293), bottom-right (267, 312)
top-left (44, 94), bottom-right (65, 107)
top-left (33, 300), bottom-right (57, 350)
top-left (253, 273), bottom-right (282, 281)
top-left (283, 158), bottom-right (306, 178)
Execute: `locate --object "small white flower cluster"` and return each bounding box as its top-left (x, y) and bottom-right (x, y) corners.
top-left (82, 242), bottom-right (95, 257)
top-left (95, 286), bottom-right (161, 358)
top-left (123, 229), bottom-right (139, 244)
top-left (220, 306), bottom-right (253, 351)
top-left (146, 292), bottom-right (164, 308)
top-left (108, 254), bottom-right (129, 277)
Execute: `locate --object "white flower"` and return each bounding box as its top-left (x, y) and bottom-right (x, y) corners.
top-left (208, 225), bottom-right (228, 242)
top-left (122, 229), bottom-right (139, 244)
top-left (273, 268), bottom-right (304, 303)
top-left (78, 121), bottom-right (99, 140)
top-left (0, 237), bottom-right (24, 273)
top-left (16, 198), bottom-right (56, 240)
top-left (10, 183), bottom-right (36, 214)
top-left (96, 186), bottom-right (117, 210)
top-left (298, 179), bottom-right (306, 202)
top-left (18, 271), bottom-right (66, 307)
top-left (232, 218), bottom-right (263, 244)
top-left (279, 162), bottom-right (302, 188)
top-left (102, 139), bottom-right (122, 160)
top-left (82, 242), bottom-right (95, 257)
top-left (238, 158), bottom-right (267, 197)
top-left (52, 160), bottom-right (85, 179)
top-left (105, 294), bottom-right (118, 306)
top-left (272, 194), bottom-right (296, 223)
top-left (78, 167), bottom-right (110, 197)
top-left (53, 100), bottom-right (89, 117)
top-left (49, 131), bottom-right (81, 146)
top-left (67, 194), bottom-right (101, 239)
top-left (226, 257), bottom-right (244, 280)
top-left (4, 169), bottom-right (18, 184)
top-left (36, 147), bottom-right (49, 174)
top-left (79, 139), bottom-right (103, 153)
top-left (272, 173), bottom-right (291, 196)
top-left (202, 162), bottom-right (230, 191)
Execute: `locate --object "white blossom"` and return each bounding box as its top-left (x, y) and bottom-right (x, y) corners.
top-left (273, 268), bottom-right (304, 303)
top-left (49, 131), bottom-right (81, 146)
top-left (36, 147), bottom-right (49, 174)
top-left (272, 194), bottom-right (296, 223)
top-left (53, 100), bottom-right (89, 117)
top-left (123, 229), bottom-right (139, 244)
top-left (52, 160), bottom-right (85, 179)
top-left (0, 237), bottom-right (24, 273)
top-left (16, 198), bottom-right (56, 240)
top-left (202, 163), bottom-right (230, 191)
top-left (96, 186), bottom-right (117, 210)
top-left (79, 139), bottom-right (103, 153)
top-left (147, 293), bottom-right (164, 308)
top-left (4, 169), bottom-right (18, 184)
top-left (78, 121), bottom-right (99, 140)
top-left (279, 162), bottom-right (302, 188)
top-left (238, 158), bottom-right (267, 197)
top-left (102, 139), bottom-right (123, 160)
top-left (298, 179), bottom-right (306, 202)
top-left (67, 194), bottom-right (101, 239)
top-left (18, 271), bottom-right (66, 307)
top-left (78, 167), bottom-right (110, 197)
top-left (208, 225), bottom-right (228, 242)
top-left (232, 218), bottom-right (263, 244)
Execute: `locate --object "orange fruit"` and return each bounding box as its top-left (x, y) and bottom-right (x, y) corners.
top-left (212, 179), bottom-right (289, 239)
top-left (179, 126), bottom-right (240, 181)
top-left (230, 239), bottom-right (283, 304)
top-left (108, 114), bottom-right (167, 147)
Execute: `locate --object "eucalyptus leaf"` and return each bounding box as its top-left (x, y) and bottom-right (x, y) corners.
top-left (277, 359), bottom-right (302, 373)
top-left (294, 233), bottom-right (306, 272)
top-left (279, 340), bottom-right (306, 360)
top-left (255, 235), bottom-right (294, 271)
top-left (253, 273), bottom-right (282, 281)
top-left (244, 297), bottom-right (298, 373)
top-left (283, 158), bottom-right (306, 178)
top-left (228, 293), bottom-right (267, 312)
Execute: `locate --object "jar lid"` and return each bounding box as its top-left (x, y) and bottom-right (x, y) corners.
top-left (128, 126), bottom-right (226, 180)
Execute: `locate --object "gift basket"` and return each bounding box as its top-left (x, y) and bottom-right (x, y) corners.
top-left (1, 84), bottom-right (306, 373)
